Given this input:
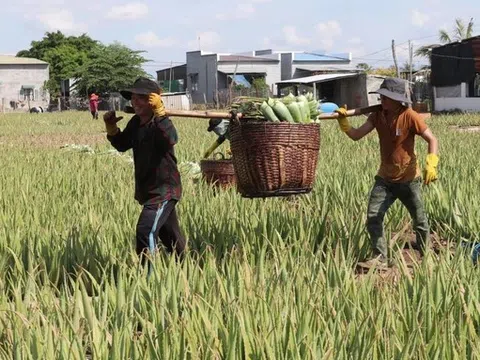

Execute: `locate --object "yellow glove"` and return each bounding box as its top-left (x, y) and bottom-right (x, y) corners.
top-left (203, 139), bottom-right (221, 159)
top-left (148, 93), bottom-right (166, 117)
top-left (103, 111), bottom-right (123, 136)
top-left (423, 153), bottom-right (439, 185)
top-left (335, 105), bottom-right (351, 133)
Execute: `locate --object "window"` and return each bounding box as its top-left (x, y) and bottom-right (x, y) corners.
top-left (20, 85), bottom-right (35, 100)
top-left (189, 73), bottom-right (198, 92)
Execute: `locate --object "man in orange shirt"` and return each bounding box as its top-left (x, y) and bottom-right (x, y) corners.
top-left (335, 78), bottom-right (439, 268)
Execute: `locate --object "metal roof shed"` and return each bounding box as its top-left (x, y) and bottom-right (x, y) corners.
top-left (276, 72), bottom-right (358, 84)
top-left (276, 73), bottom-right (359, 99)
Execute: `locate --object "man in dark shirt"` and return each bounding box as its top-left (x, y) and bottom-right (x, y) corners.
top-left (103, 77), bottom-right (186, 263)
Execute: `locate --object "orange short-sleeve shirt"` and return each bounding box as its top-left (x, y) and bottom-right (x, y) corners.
top-left (367, 107), bottom-right (428, 183)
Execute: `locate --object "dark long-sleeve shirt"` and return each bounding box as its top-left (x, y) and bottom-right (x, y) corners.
top-left (107, 115), bottom-right (182, 205)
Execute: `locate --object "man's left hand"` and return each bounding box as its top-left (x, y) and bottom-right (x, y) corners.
top-left (423, 153), bottom-right (439, 185)
top-left (148, 93), bottom-right (166, 117)
top-left (335, 105), bottom-right (351, 133)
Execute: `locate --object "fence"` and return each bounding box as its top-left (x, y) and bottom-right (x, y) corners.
top-left (44, 95), bottom-right (126, 112)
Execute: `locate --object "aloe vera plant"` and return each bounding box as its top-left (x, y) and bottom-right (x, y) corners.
top-left (0, 111), bottom-right (479, 358)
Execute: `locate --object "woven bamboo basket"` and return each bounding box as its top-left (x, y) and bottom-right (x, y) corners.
top-left (229, 121), bottom-right (320, 198)
top-left (200, 155), bottom-right (237, 188)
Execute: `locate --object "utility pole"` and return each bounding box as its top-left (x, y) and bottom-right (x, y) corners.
top-left (408, 40), bottom-right (414, 83)
top-left (391, 39), bottom-right (400, 78)
top-left (214, 60), bottom-right (219, 109)
top-left (228, 57), bottom-right (240, 106)
top-left (169, 60), bottom-right (173, 93)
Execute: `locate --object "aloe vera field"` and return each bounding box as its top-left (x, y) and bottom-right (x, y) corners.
top-left (1, 111), bottom-right (480, 359)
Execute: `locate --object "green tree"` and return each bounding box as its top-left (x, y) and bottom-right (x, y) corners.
top-left (356, 63), bottom-right (373, 72)
top-left (251, 77), bottom-right (269, 97)
top-left (17, 31), bottom-right (100, 96)
top-left (17, 31), bottom-right (68, 59)
top-left (43, 44), bottom-right (89, 96)
top-left (74, 42), bottom-right (149, 96)
top-left (415, 18), bottom-right (475, 58)
top-left (371, 66), bottom-right (397, 77)
top-left (401, 61), bottom-right (416, 73)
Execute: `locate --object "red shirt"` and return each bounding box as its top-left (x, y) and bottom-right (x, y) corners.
top-left (89, 96), bottom-right (99, 111)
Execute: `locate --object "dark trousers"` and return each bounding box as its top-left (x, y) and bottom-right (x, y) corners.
top-left (91, 110), bottom-right (98, 119)
top-left (366, 176), bottom-right (429, 257)
top-left (136, 200), bottom-right (186, 260)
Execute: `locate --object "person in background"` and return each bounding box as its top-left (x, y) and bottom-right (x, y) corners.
top-left (89, 93), bottom-right (99, 119)
top-left (334, 77), bottom-right (439, 268)
top-left (30, 106), bottom-right (44, 113)
top-left (203, 118), bottom-right (230, 159)
top-left (103, 77), bottom-right (186, 266)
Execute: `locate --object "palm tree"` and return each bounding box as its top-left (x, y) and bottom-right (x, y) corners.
top-left (402, 61), bottom-right (416, 73)
top-left (415, 18), bottom-right (475, 58)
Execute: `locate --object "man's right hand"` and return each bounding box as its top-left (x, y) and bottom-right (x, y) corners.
top-left (103, 111), bottom-right (123, 136)
top-left (335, 105), bottom-right (351, 133)
top-left (104, 111), bottom-right (123, 124)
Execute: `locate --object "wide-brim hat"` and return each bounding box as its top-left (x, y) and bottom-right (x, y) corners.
top-left (369, 77), bottom-right (412, 104)
top-left (120, 77), bottom-right (161, 100)
top-left (207, 118), bottom-right (222, 132)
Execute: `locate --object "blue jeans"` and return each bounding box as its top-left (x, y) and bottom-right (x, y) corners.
top-left (366, 176), bottom-right (429, 257)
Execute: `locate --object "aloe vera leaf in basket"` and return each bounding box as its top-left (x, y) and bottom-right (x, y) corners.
top-left (280, 93), bottom-right (296, 105)
top-left (260, 101), bottom-right (280, 122)
top-left (271, 99), bottom-right (294, 122)
top-left (296, 95), bottom-right (308, 103)
top-left (286, 102), bottom-right (302, 123)
top-left (309, 100), bottom-right (319, 119)
top-left (296, 100), bottom-right (306, 123)
top-left (300, 100), bottom-right (311, 123)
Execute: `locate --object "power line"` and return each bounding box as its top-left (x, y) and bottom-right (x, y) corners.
top-left (358, 50), bottom-right (480, 63)
top-left (144, 35), bottom-right (442, 69)
top-left (359, 37), bottom-right (427, 59)
top-left (359, 46), bottom-right (392, 58)
top-left (356, 39), bottom-right (427, 61)
top-left (144, 31), bottom-right (480, 71)
top-left (356, 30), bottom-right (478, 63)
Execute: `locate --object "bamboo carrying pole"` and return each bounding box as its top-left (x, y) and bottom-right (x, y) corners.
top-left (164, 104), bottom-right (382, 120)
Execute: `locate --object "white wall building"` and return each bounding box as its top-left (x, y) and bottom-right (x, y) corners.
top-left (0, 55), bottom-right (49, 111)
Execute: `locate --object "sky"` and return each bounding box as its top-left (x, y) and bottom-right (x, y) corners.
top-left (2, 0), bottom-right (479, 76)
